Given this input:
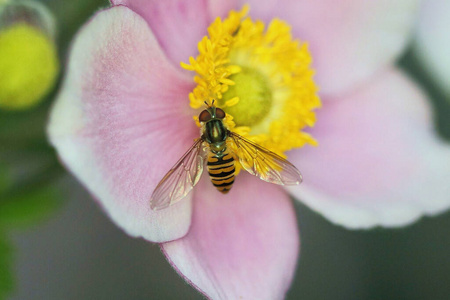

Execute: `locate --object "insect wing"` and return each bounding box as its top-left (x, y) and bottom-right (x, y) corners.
top-left (229, 132), bottom-right (302, 185)
top-left (150, 139), bottom-right (206, 210)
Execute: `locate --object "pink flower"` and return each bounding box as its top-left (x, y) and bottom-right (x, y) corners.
top-left (48, 1), bottom-right (450, 299)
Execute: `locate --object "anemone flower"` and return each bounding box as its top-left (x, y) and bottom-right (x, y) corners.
top-left (48, 1), bottom-right (450, 299)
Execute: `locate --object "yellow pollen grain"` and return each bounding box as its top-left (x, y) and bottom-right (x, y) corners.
top-left (225, 96), bottom-right (239, 107)
top-left (182, 5), bottom-right (320, 156)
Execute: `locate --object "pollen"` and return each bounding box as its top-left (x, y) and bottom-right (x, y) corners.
top-left (182, 5), bottom-right (320, 156)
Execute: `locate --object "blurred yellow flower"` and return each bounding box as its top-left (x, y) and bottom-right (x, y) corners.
top-left (0, 1), bottom-right (58, 110)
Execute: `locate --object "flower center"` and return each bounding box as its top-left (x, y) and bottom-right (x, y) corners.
top-left (220, 67), bottom-right (272, 127)
top-left (181, 5), bottom-right (321, 155)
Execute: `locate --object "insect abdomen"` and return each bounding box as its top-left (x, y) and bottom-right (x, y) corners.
top-left (207, 150), bottom-right (235, 194)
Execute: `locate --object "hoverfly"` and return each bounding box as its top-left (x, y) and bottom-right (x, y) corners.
top-left (150, 101), bottom-right (303, 210)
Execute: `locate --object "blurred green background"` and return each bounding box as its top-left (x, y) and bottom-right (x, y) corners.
top-left (1, 1), bottom-right (450, 299)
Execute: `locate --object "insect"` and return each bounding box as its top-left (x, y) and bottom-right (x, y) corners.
top-left (150, 102), bottom-right (303, 210)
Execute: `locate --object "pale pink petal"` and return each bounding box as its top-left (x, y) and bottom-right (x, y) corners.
top-left (111, 0), bottom-right (210, 67)
top-left (207, 0), bottom-right (236, 18)
top-left (209, 0), bottom-right (420, 96)
top-left (414, 0), bottom-right (450, 96)
top-left (48, 6), bottom-right (199, 242)
top-left (162, 174), bottom-right (299, 300)
top-left (288, 68), bottom-right (450, 228)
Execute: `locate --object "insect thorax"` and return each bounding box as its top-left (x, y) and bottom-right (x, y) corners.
top-left (204, 120), bottom-right (227, 142)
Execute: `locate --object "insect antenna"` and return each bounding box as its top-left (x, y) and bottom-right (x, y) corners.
top-left (204, 99), bottom-right (216, 107)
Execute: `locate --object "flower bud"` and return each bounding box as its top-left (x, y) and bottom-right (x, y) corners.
top-left (0, 0), bottom-right (59, 110)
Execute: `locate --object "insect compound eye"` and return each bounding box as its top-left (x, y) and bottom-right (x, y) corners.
top-left (215, 107), bottom-right (226, 119)
top-left (198, 110), bottom-right (212, 122)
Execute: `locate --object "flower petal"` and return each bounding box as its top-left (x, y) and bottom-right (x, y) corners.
top-left (111, 0), bottom-right (209, 67)
top-left (414, 0), bottom-right (450, 96)
top-left (48, 6), bottom-right (198, 242)
top-left (288, 68), bottom-right (450, 228)
top-left (209, 0), bottom-right (420, 96)
top-left (162, 174), bottom-right (299, 300)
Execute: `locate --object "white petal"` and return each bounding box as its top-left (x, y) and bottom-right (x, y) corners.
top-left (414, 0), bottom-right (450, 96)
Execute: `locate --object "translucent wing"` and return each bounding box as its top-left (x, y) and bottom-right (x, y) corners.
top-left (150, 139), bottom-right (206, 210)
top-left (228, 132), bottom-right (302, 185)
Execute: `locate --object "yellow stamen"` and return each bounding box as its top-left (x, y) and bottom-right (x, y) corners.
top-left (182, 5), bottom-right (320, 157)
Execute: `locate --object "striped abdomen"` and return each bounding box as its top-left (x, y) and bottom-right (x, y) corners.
top-left (207, 150), bottom-right (235, 193)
